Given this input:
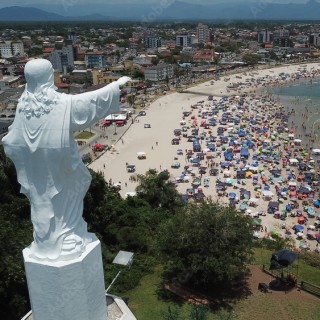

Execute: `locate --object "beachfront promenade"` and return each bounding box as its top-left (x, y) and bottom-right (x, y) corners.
top-left (89, 62), bottom-right (320, 253)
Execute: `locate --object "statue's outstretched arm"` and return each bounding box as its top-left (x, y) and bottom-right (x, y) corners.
top-left (70, 77), bottom-right (131, 131)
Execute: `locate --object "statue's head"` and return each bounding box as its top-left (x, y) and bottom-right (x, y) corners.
top-left (24, 59), bottom-right (56, 93)
top-left (19, 59), bottom-right (58, 118)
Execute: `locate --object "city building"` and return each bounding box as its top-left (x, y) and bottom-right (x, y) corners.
top-left (310, 32), bottom-right (320, 46)
top-left (49, 44), bottom-right (75, 73)
top-left (258, 29), bottom-right (273, 43)
top-left (193, 49), bottom-right (215, 63)
top-left (197, 23), bottom-right (210, 43)
top-left (68, 32), bottom-right (78, 45)
top-left (0, 87), bottom-right (24, 111)
top-left (0, 73), bottom-right (22, 91)
top-left (144, 63), bottom-right (173, 82)
top-left (85, 52), bottom-right (106, 68)
top-left (92, 70), bottom-right (121, 85)
top-left (144, 36), bottom-right (162, 48)
top-left (176, 34), bottom-right (192, 47)
top-left (0, 41), bottom-right (25, 58)
top-left (273, 28), bottom-right (290, 47)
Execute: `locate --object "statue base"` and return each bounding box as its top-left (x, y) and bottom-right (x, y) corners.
top-left (23, 236), bottom-right (107, 320)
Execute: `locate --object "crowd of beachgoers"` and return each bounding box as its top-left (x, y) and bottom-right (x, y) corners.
top-left (90, 63), bottom-right (320, 253)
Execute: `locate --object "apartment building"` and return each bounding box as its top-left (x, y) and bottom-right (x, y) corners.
top-left (0, 41), bottom-right (25, 58)
top-left (144, 64), bottom-right (173, 82)
top-left (49, 44), bottom-right (75, 73)
top-left (85, 52), bottom-right (106, 68)
top-left (197, 23), bottom-right (210, 43)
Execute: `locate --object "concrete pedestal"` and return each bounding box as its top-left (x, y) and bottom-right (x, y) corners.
top-left (23, 236), bottom-right (107, 320)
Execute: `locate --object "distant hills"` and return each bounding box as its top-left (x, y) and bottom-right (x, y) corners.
top-left (2, 1), bottom-right (320, 21)
top-left (0, 6), bottom-right (116, 21)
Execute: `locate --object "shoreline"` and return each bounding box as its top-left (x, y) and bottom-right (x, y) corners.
top-left (89, 61), bottom-right (320, 252)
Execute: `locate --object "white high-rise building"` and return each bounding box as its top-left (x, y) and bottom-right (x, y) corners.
top-left (0, 41), bottom-right (25, 58)
top-left (197, 23), bottom-right (210, 43)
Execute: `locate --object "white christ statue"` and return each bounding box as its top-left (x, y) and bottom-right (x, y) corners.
top-left (3, 59), bottom-right (131, 262)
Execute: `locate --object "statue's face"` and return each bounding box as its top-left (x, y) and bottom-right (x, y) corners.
top-left (24, 59), bottom-right (54, 90)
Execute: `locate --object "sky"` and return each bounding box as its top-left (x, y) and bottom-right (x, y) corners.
top-left (0, 0), bottom-right (313, 6)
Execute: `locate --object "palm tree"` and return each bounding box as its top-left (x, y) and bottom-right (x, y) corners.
top-left (164, 75), bottom-right (170, 91)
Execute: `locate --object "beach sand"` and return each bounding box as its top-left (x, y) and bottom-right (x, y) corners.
top-left (89, 62), bottom-right (320, 252)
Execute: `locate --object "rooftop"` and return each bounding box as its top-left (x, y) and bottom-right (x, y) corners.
top-left (145, 63), bottom-right (171, 70)
top-left (85, 51), bottom-right (105, 55)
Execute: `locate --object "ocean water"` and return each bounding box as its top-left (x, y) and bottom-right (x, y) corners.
top-left (270, 80), bottom-right (320, 146)
top-left (271, 79), bottom-right (320, 99)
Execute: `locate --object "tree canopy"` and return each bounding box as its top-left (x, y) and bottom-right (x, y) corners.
top-left (135, 169), bottom-right (181, 210)
top-left (242, 53), bottom-right (262, 66)
top-left (0, 147), bottom-right (32, 319)
top-left (157, 202), bottom-right (254, 289)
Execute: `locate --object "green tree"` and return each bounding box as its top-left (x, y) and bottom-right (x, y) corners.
top-left (162, 306), bottom-right (182, 320)
top-left (189, 305), bottom-right (209, 320)
top-left (83, 171), bottom-right (158, 292)
top-left (131, 68), bottom-right (144, 79)
top-left (158, 202), bottom-right (253, 289)
top-left (213, 55), bottom-right (221, 66)
top-left (164, 75), bottom-right (170, 90)
top-left (0, 146), bottom-right (32, 320)
top-left (126, 94), bottom-right (136, 108)
top-left (151, 57), bottom-right (160, 65)
top-left (242, 53), bottom-right (261, 66)
top-left (135, 170), bottom-right (181, 210)
top-left (27, 47), bottom-right (43, 57)
top-left (171, 47), bottom-right (181, 55)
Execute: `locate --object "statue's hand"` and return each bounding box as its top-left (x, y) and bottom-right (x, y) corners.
top-left (117, 76), bottom-right (132, 87)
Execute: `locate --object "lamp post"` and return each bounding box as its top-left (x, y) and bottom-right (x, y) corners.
top-left (106, 250), bottom-right (134, 293)
top-left (113, 114), bottom-right (117, 135)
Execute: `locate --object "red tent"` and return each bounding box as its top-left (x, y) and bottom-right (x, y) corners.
top-left (93, 143), bottom-right (104, 150)
top-left (116, 120), bottom-right (125, 126)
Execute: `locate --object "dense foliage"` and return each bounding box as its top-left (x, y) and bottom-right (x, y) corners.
top-left (135, 169), bottom-right (181, 210)
top-left (0, 147), bottom-right (32, 319)
top-left (157, 202), bottom-right (254, 289)
top-left (242, 53), bottom-right (262, 66)
top-left (298, 252), bottom-right (320, 269)
top-left (83, 170), bottom-right (160, 293)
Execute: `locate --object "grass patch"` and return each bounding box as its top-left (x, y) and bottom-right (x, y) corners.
top-left (110, 265), bottom-right (217, 320)
top-left (233, 288), bottom-right (320, 320)
top-left (75, 131), bottom-right (95, 140)
top-left (111, 249), bottom-right (320, 320)
top-left (252, 248), bottom-right (320, 287)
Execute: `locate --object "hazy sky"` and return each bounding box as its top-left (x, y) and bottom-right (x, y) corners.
top-left (0, 0), bottom-right (313, 6)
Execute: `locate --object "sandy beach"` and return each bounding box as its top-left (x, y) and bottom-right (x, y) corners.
top-left (89, 62), bottom-right (320, 252)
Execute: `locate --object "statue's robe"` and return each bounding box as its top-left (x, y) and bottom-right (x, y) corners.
top-left (3, 82), bottom-right (119, 260)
